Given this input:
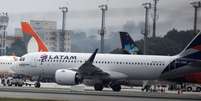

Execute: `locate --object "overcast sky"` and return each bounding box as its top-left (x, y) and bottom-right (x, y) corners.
top-left (0, 0), bottom-right (200, 36)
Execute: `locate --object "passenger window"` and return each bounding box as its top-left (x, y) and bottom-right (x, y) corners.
top-left (19, 57), bottom-right (25, 61)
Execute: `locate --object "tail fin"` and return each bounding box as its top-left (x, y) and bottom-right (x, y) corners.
top-left (119, 32), bottom-right (141, 54)
top-left (21, 22), bottom-right (48, 52)
top-left (179, 32), bottom-right (201, 60)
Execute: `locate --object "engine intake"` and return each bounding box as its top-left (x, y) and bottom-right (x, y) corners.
top-left (55, 69), bottom-right (80, 85)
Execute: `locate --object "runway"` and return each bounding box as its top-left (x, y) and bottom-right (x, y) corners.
top-left (0, 86), bottom-right (200, 101)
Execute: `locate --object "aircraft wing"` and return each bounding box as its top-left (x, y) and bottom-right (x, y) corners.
top-left (77, 49), bottom-right (110, 79)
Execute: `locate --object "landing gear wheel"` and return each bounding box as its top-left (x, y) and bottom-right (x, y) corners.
top-left (18, 83), bottom-right (23, 87)
top-left (187, 87), bottom-right (192, 92)
top-left (34, 82), bottom-right (41, 88)
top-left (196, 87), bottom-right (201, 92)
top-left (111, 84), bottom-right (121, 92)
top-left (94, 83), bottom-right (103, 91)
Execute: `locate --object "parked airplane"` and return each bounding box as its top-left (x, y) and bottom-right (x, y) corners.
top-left (11, 28), bottom-right (201, 91)
top-left (0, 22), bottom-right (48, 80)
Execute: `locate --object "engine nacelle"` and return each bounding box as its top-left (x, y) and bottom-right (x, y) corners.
top-left (55, 69), bottom-right (79, 85)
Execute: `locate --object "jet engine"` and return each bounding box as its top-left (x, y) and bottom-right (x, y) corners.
top-left (55, 69), bottom-right (80, 85)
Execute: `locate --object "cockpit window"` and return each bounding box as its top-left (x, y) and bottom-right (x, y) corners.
top-left (19, 57), bottom-right (25, 61)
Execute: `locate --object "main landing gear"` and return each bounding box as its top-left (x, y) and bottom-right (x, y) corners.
top-left (94, 83), bottom-right (104, 91)
top-left (34, 76), bottom-right (41, 88)
top-left (34, 81), bottom-right (41, 88)
top-left (111, 84), bottom-right (121, 92)
top-left (93, 81), bottom-right (122, 92)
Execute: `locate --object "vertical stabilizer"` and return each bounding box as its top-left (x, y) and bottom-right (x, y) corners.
top-left (179, 32), bottom-right (201, 60)
top-left (119, 32), bottom-right (141, 54)
top-left (21, 22), bottom-right (48, 52)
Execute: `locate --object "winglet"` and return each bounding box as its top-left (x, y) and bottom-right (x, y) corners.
top-left (88, 49), bottom-right (98, 63)
top-left (21, 22), bottom-right (48, 52)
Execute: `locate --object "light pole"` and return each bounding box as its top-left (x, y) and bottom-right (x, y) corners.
top-left (152, 0), bottom-right (159, 38)
top-left (191, 1), bottom-right (201, 34)
top-left (59, 6), bottom-right (68, 52)
top-left (99, 4), bottom-right (108, 53)
top-left (142, 3), bottom-right (151, 55)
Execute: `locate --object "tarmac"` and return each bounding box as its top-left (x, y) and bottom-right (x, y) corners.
top-left (0, 85), bottom-right (200, 101)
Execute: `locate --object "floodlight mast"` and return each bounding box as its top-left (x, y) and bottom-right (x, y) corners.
top-left (99, 4), bottom-right (108, 53)
top-left (152, 0), bottom-right (159, 38)
top-left (142, 3), bottom-right (151, 55)
top-left (59, 7), bottom-right (68, 52)
top-left (191, 1), bottom-right (201, 34)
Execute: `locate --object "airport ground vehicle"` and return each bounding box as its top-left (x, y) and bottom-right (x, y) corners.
top-left (1, 75), bottom-right (32, 87)
top-left (169, 83), bottom-right (201, 92)
top-left (185, 83), bottom-right (201, 92)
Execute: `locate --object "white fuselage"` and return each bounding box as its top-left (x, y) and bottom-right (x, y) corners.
top-left (0, 56), bottom-right (19, 76)
top-left (11, 52), bottom-right (199, 81)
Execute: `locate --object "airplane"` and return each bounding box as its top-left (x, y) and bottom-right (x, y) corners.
top-left (0, 21), bottom-right (48, 85)
top-left (11, 26), bottom-right (201, 91)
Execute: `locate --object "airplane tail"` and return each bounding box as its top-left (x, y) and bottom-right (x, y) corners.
top-left (21, 22), bottom-right (48, 52)
top-left (179, 32), bottom-right (201, 60)
top-left (119, 32), bottom-right (141, 54)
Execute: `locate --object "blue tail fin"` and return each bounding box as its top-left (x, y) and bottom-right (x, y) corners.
top-left (119, 32), bottom-right (141, 54)
top-left (179, 32), bottom-right (201, 60)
